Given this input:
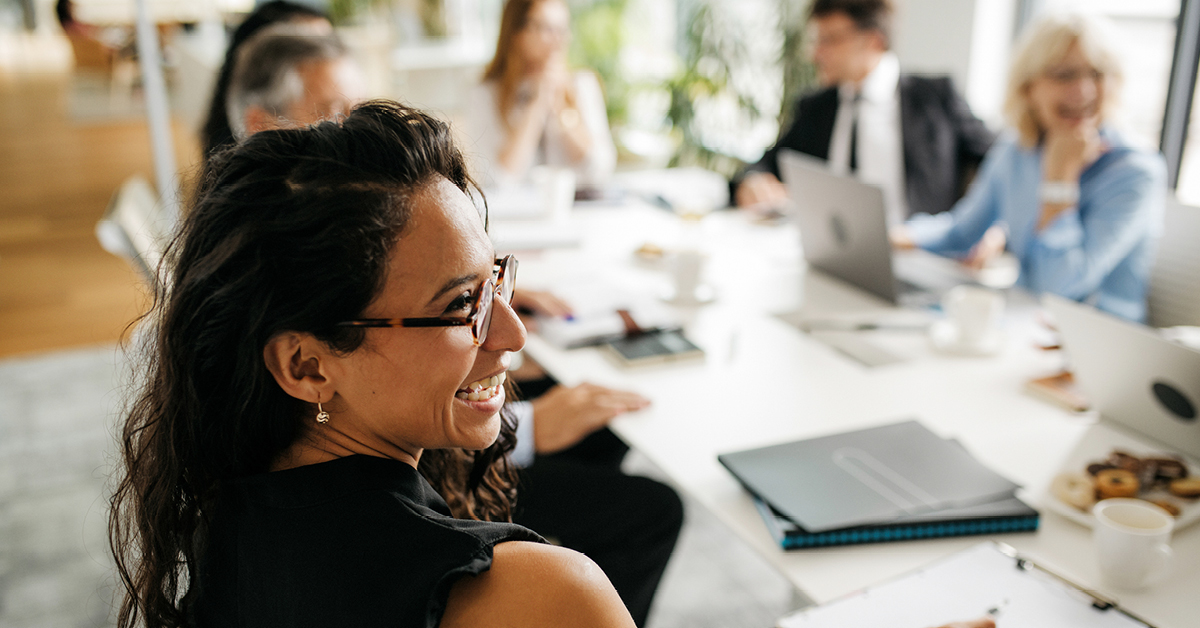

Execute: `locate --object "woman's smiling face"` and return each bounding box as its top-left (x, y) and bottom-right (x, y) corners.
top-left (322, 176), bottom-right (526, 459)
top-left (1027, 41), bottom-right (1106, 134)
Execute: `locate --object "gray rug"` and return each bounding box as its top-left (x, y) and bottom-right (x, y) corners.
top-left (0, 345), bottom-right (804, 627)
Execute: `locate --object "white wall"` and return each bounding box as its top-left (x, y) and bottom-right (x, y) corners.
top-left (892, 0), bottom-right (1017, 126)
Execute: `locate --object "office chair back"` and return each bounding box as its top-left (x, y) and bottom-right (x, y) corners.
top-left (1147, 197), bottom-right (1200, 328)
top-left (95, 175), bottom-right (172, 289)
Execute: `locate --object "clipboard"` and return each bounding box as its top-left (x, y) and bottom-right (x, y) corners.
top-left (777, 542), bottom-right (1155, 628)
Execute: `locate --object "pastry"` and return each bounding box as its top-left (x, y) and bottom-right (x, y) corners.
top-left (635, 243), bottom-right (665, 260)
top-left (1051, 472), bottom-right (1097, 511)
top-left (1105, 451), bottom-right (1141, 473)
top-left (1136, 459), bottom-right (1159, 488)
top-left (1148, 457), bottom-right (1188, 480)
top-left (1168, 477), bottom-right (1200, 499)
top-left (1095, 468), bottom-right (1139, 499)
top-left (1086, 463), bottom-right (1114, 476)
top-left (1144, 498), bottom-right (1182, 517)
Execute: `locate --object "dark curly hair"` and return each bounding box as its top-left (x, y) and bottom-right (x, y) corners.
top-left (109, 101), bottom-right (519, 628)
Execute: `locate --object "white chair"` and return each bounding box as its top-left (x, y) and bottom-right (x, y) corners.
top-left (95, 175), bottom-right (174, 289)
top-left (1146, 197), bottom-right (1200, 328)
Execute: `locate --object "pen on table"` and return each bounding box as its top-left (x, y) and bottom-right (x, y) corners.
top-left (800, 321), bottom-right (931, 333)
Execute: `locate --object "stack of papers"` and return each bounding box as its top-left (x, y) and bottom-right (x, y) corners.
top-left (779, 542), bottom-right (1150, 627)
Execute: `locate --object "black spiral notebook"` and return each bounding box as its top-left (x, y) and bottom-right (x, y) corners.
top-left (719, 420), bottom-right (1038, 548)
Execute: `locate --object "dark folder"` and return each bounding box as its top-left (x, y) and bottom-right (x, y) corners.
top-left (718, 420), bottom-right (1030, 539)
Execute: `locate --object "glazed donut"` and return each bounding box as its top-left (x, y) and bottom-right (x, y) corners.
top-left (1095, 468), bottom-right (1139, 499)
top-left (1051, 472), bottom-right (1096, 511)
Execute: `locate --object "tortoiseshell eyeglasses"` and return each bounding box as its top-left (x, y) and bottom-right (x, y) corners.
top-left (335, 255), bottom-right (517, 347)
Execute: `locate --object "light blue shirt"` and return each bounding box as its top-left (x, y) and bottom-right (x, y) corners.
top-left (907, 130), bottom-right (1165, 321)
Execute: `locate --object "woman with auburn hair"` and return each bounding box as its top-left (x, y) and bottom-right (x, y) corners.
top-left (108, 101), bottom-right (635, 628)
top-left (894, 13), bottom-right (1165, 322)
top-left (464, 0), bottom-right (616, 188)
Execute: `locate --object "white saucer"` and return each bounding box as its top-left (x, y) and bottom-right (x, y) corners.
top-left (661, 284), bottom-right (716, 306)
top-left (929, 320), bottom-right (1003, 356)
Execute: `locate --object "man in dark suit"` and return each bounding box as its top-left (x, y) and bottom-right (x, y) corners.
top-left (735, 0), bottom-right (993, 221)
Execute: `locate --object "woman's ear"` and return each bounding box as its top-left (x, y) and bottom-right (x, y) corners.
top-left (263, 332), bottom-right (337, 405)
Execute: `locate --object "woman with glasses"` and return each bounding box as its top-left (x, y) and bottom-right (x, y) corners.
top-left (893, 13), bottom-right (1165, 322)
top-left (464, 0), bottom-right (616, 189)
top-left (109, 101), bottom-right (635, 628)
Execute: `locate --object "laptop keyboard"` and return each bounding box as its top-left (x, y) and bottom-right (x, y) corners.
top-left (895, 277), bottom-right (926, 295)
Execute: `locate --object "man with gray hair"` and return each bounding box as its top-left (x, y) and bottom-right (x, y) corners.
top-left (226, 26), bottom-right (366, 140)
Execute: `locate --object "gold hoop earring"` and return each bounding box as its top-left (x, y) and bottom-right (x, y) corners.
top-left (315, 399), bottom-right (330, 424)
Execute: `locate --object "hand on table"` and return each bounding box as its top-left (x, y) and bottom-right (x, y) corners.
top-left (963, 225), bottom-right (1007, 271)
top-left (736, 172), bottom-right (789, 210)
top-left (511, 289), bottom-right (573, 332)
top-left (513, 289), bottom-right (573, 319)
top-left (531, 383), bottom-right (650, 454)
top-left (932, 619), bottom-right (994, 628)
top-left (889, 224), bottom-right (916, 250)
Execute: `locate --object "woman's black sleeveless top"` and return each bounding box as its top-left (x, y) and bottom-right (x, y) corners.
top-left (188, 455), bottom-right (543, 627)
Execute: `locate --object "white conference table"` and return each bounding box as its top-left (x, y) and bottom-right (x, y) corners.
top-left (503, 200), bottom-right (1198, 628)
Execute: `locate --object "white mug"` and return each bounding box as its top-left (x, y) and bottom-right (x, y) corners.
top-left (668, 249), bottom-right (708, 305)
top-left (530, 166), bottom-right (576, 223)
top-left (1093, 498), bottom-right (1174, 590)
top-left (941, 285), bottom-right (1004, 349)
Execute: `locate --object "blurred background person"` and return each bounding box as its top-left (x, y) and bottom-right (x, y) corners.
top-left (732, 0), bottom-right (993, 223)
top-left (464, 0), bottom-right (617, 189)
top-left (895, 13), bottom-right (1166, 322)
top-left (224, 27), bottom-right (365, 142)
top-left (200, 0), bottom-right (332, 165)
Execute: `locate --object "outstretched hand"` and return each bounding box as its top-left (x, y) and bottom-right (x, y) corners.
top-left (530, 383), bottom-right (650, 454)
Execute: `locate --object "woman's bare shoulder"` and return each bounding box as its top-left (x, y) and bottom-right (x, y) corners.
top-left (440, 541), bottom-right (635, 628)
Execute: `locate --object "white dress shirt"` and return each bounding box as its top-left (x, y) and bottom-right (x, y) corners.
top-left (826, 52), bottom-right (908, 225)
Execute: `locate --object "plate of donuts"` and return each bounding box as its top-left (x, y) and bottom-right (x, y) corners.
top-left (1044, 446), bottom-right (1200, 529)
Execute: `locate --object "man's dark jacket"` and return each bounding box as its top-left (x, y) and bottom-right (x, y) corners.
top-left (739, 75), bottom-right (995, 216)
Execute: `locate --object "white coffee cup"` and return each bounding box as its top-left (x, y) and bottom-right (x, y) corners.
top-left (667, 249), bottom-right (710, 305)
top-left (530, 166), bottom-right (576, 223)
top-left (1093, 498), bottom-right (1174, 590)
top-left (941, 285), bottom-right (1004, 350)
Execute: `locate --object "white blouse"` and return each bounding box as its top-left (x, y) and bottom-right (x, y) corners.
top-left (463, 71), bottom-right (617, 188)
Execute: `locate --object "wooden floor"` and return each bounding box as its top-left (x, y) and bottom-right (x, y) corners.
top-left (0, 70), bottom-right (199, 358)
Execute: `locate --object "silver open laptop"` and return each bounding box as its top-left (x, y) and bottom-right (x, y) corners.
top-left (1046, 294), bottom-right (1200, 459)
top-left (779, 149), bottom-right (970, 305)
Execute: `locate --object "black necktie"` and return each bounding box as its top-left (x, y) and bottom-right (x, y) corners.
top-left (848, 92), bottom-right (860, 173)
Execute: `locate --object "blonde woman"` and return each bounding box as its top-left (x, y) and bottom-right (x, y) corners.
top-left (465, 0), bottom-right (616, 188)
top-left (895, 13), bottom-right (1165, 322)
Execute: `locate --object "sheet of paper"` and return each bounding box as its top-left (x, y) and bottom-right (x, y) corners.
top-left (778, 543), bottom-right (1149, 628)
